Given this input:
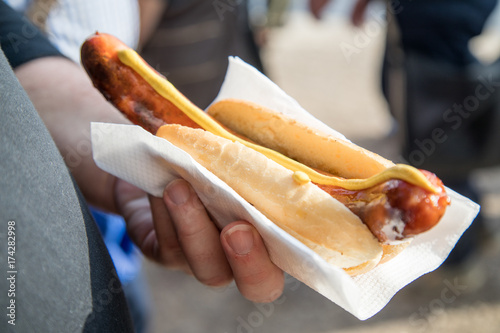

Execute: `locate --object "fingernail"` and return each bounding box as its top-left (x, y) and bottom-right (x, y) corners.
top-left (165, 180), bottom-right (191, 205)
top-left (225, 225), bottom-right (254, 255)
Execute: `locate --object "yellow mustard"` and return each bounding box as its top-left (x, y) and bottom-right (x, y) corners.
top-left (118, 48), bottom-right (439, 193)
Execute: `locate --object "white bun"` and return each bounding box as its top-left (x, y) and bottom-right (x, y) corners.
top-left (156, 124), bottom-right (383, 275)
top-left (207, 99), bottom-right (394, 179)
top-left (207, 98), bottom-right (409, 266)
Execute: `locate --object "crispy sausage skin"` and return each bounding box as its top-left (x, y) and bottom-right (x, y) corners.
top-left (81, 33), bottom-right (450, 243)
top-left (81, 32), bottom-right (201, 133)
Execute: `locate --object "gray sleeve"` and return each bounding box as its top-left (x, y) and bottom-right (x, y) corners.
top-left (0, 48), bottom-right (134, 332)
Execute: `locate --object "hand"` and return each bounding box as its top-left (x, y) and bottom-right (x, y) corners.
top-left (114, 178), bottom-right (284, 303)
top-left (351, 0), bottom-right (372, 27)
top-left (309, 0), bottom-right (332, 20)
top-left (308, 0), bottom-right (372, 27)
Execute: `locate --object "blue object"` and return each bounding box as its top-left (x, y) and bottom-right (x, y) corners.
top-left (90, 208), bottom-right (141, 285)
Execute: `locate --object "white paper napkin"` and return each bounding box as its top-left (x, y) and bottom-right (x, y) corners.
top-left (91, 57), bottom-right (479, 320)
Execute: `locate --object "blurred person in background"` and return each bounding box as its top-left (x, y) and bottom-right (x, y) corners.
top-left (248, 0), bottom-right (292, 46)
top-left (311, 0), bottom-right (500, 268)
top-left (138, 0), bottom-right (266, 109)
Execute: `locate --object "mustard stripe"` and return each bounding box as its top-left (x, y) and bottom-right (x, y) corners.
top-left (117, 48), bottom-right (439, 193)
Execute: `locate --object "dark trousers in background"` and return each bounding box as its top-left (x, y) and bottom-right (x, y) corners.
top-left (383, 0), bottom-right (500, 264)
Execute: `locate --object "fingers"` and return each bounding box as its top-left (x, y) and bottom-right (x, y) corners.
top-left (122, 177), bottom-right (285, 302)
top-left (308, 0), bottom-right (332, 20)
top-left (351, 0), bottom-right (371, 27)
top-left (221, 222), bottom-right (284, 303)
top-left (163, 179), bottom-right (233, 287)
top-left (149, 196), bottom-right (191, 273)
top-left (114, 179), bottom-right (158, 260)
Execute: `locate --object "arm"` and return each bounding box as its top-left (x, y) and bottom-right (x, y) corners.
top-left (15, 57), bottom-right (123, 211)
top-left (138, 0), bottom-right (168, 49)
top-left (309, 0), bottom-right (332, 19)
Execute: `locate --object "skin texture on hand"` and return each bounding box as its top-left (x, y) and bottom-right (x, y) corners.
top-left (15, 56), bottom-right (284, 303)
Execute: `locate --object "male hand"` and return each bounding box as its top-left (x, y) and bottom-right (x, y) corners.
top-left (309, 0), bottom-right (332, 19)
top-left (114, 178), bottom-right (285, 303)
top-left (309, 0), bottom-right (373, 26)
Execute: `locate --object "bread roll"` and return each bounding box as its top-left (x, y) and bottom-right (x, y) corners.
top-left (207, 99), bottom-right (394, 179)
top-left (156, 124), bottom-right (383, 275)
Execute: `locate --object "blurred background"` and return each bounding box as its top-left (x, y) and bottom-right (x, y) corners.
top-left (141, 0), bottom-right (500, 332)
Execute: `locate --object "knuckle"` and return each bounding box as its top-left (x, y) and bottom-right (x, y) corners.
top-left (158, 243), bottom-right (186, 268)
top-left (237, 270), bottom-right (284, 302)
top-left (176, 222), bottom-right (212, 242)
top-left (185, 251), bottom-right (211, 267)
top-left (240, 269), bottom-right (272, 288)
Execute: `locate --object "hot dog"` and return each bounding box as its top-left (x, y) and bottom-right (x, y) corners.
top-left (206, 100), bottom-right (450, 244)
top-left (81, 33), bottom-right (450, 275)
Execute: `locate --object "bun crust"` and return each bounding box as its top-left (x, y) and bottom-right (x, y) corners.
top-left (380, 241), bottom-right (412, 264)
top-left (156, 124), bottom-right (383, 274)
top-left (207, 99), bottom-right (394, 179)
